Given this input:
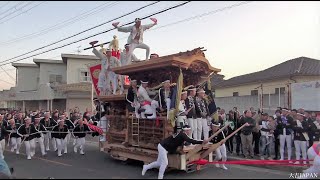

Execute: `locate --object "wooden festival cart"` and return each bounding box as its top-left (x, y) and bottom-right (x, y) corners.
top-left (98, 47), bottom-right (239, 172)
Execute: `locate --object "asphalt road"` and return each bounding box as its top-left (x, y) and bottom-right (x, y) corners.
top-left (3, 138), bottom-right (297, 179)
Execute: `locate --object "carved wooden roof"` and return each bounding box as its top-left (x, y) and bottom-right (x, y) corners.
top-left (112, 47), bottom-right (221, 76)
top-left (111, 48), bottom-right (221, 88)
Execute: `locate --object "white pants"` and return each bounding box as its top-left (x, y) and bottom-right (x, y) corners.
top-left (187, 118), bottom-right (197, 140)
top-left (75, 137), bottom-right (86, 153)
top-left (129, 42), bottom-right (150, 60)
top-left (56, 138), bottom-right (66, 156)
top-left (144, 144), bottom-right (168, 179)
top-left (44, 132), bottom-right (56, 151)
top-left (24, 139), bottom-right (36, 159)
top-left (106, 71), bottom-right (118, 95)
top-left (294, 140), bottom-right (307, 161)
top-left (279, 134), bottom-right (292, 160)
top-left (164, 98), bottom-right (171, 119)
top-left (0, 139), bottom-right (5, 159)
top-left (98, 71), bottom-right (108, 96)
top-left (214, 144), bottom-right (227, 165)
top-left (197, 118), bottom-right (209, 140)
top-left (35, 136), bottom-right (46, 155)
top-left (118, 75), bottom-right (124, 94)
top-left (64, 132), bottom-right (72, 153)
top-left (141, 100), bottom-right (159, 119)
top-left (10, 137), bottom-right (21, 153)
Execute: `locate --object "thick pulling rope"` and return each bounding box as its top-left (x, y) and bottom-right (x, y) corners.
top-left (189, 159), bottom-right (313, 167)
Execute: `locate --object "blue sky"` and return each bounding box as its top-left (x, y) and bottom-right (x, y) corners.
top-left (0, 1), bottom-right (319, 90)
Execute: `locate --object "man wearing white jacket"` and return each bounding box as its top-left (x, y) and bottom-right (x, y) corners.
top-left (92, 46), bottom-right (121, 95)
top-left (137, 79), bottom-right (159, 119)
top-left (112, 18), bottom-right (157, 60)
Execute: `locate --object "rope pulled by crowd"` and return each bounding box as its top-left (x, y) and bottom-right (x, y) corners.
top-left (189, 159), bottom-right (313, 167)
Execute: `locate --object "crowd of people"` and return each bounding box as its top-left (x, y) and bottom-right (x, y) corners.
top-left (0, 107), bottom-right (105, 161)
top-left (216, 106), bottom-right (320, 164)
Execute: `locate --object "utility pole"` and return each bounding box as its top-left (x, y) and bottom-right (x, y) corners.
top-left (77, 45), bottom-right (81, 54)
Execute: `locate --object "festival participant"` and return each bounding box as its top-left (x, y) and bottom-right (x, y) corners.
top-left (126, 79), bottom-right (140, 118)
top-left (40, 112), bottom-right (57, 152)
top-left (120, 43), bottom-right (139, 66)
top-left (51, 120), bottom-right (68, 157)
top-left (0, 116), bottom-right (8, 159)
top-left (7, 119), bottom-right (21, 154)
top-left (73, 119), bottom-right (91, 155)
top-left (142, 125), bottom-right (208, 179)
top-left (137, 79), bottom-right (159, 119)
top-left (176, 90), bottom-right (192, 134)
top-left (112, 17), bottom-right (157, 61)
top-left (92, 45), bottom-right (120, 95)
top-left (195, 88), bottom-right (209, 140)
top-left (209, 122), bottom-right (228, 170)
top-left (301, 148), bottom-right (320, 179)
top-left (292, 113), bottom-right (309, 164)
top-left (259, 113), bottom-right (270, 160)
top-left (33, 117), bottom-right (47, 156)
top-left (276, 108), bottom-right (294, 162)
top-left (185, 86), bottom-right (197, 139)
top-left (63, 115), bottom-right (75, 154)
top-left (17, 117), bottom-right (37, 160)
top-left (158, 79), bottom-right (174, 116)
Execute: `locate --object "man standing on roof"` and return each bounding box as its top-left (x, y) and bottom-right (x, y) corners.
top-left (112, 17), bottom-right (157, 61)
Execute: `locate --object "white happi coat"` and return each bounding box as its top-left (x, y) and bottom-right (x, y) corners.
top-left (117, 23), bottom-right (156, 44)
top-left (137, 86), bottom-right (158, 119)
top-left (120, 50), bottom-right (139, 66)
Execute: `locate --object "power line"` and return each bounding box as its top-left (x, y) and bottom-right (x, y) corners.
top-left (0, 2), bottom-right (24, 17)
top-left (0, 2), bottom-right (34, 21)
top-left (0, 1), bottom-right (45, 25)
top-left (0, 1), bottom-right (119, 45)
top-left (0, 79), bottom-right (14, 86)
top-left (3, 0), bottom-right (253, 67)
top-left (0, 66), bottom-right (15, 81)
top-left (0, 1), bottom-right (162, 64)
top-left (1, 1), bottom-right (191, 66)
top-left (0, 2), bottom-right (11, 11)
top-left (150, 1), bottom-right (254, 31)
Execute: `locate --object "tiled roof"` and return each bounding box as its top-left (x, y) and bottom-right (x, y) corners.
top-left (215, 57), bottom-right (320, 88)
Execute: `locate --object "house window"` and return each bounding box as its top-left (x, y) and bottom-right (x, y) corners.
top-left (49, 74), bottom-right (63, 83)
top-left (275, 87), bottom-right (285, 94)
top-left (251, 90), bottom-right (258, 96)
top-left (80, 71), bottom-right (91, 82)
top-left (233, 92), bottom-right (239, 97)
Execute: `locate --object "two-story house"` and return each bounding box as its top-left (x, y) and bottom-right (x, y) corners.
top-left (0, 53), bottom-right (100, 113)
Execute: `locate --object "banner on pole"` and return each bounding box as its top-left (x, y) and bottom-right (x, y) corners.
top-left (88, 63), bottom-right (101, 96)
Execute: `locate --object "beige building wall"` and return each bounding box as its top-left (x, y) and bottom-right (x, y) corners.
top-left (39, 62), bottom-right (67, 85)
top-left (66, 98), bottom-right (92, 114)
top-left (16, 66), bottom-right (39, 92)
top-left (66, 58), bottom-right (97, 84)
top-left (215, 75), bottom-right (320, 98)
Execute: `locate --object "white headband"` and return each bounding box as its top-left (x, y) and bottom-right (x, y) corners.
top-left (183, 127), bottom-right (191, 131)
top-left (162, 80), bottom-right (170, 84)
top-left (211, 123), bottom-right (221, 127)
top-left (141, 80), bottom-right (148, 84)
